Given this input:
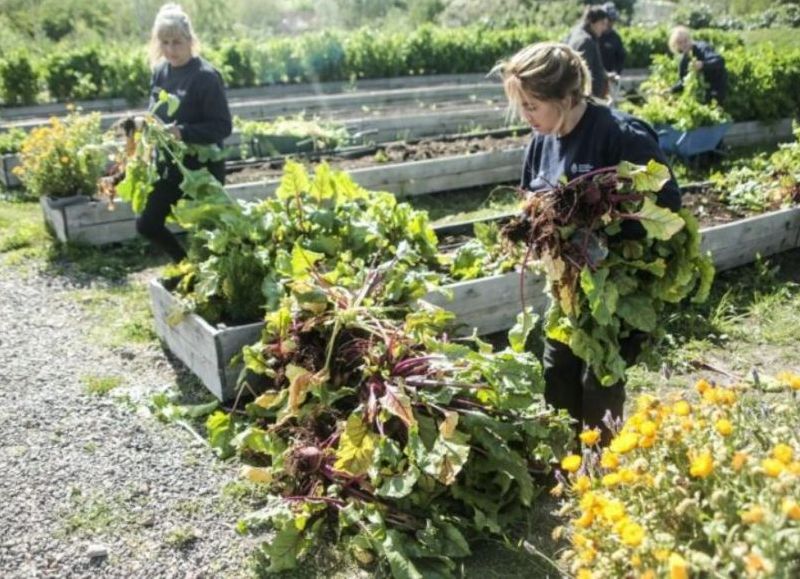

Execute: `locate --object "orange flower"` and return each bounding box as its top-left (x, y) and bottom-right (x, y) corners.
top-left (695, 379), bottom-right (712, 394)
top-left (601, 450), bottom-right (620, 470)
top-left (782, 499), bottom-right (800, 520)
top-left (732, 452), bottom-right (748, 471)
top-left (572, 475), bottom-right (591, 494)
top-left (740, 506), bottom-right (766, 524)
top-left (579, 428), bottom-right (601, 446)
top-left (669, 552), bottom-right (689, 579)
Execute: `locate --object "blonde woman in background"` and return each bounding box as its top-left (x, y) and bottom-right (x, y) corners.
top-left (136, 3), bottom-right (232, 262)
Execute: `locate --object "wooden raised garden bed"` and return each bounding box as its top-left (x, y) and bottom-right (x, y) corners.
top-left (149, 206), bottom-right (800, 400)
top-left (40, 147), bottom-right (525, 245)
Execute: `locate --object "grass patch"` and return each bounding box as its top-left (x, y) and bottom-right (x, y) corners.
top-left (61, 491), bottom-right (118, 536)
top-left (628, 249), bottom-right (800, 392)
top-left (0, 197), bottom-right (49, 265)
top-left (164, 526), bottom-right (199, 550)
top-left (68, 284), bottom-right (158, 347)
top-left (82, 374), bottom-right (124, 395)
top-left (406, 184), bottom-right (520, 223)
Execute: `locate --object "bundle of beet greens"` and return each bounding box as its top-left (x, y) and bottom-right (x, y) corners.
top-left (503, 160), bottom-right (714, 386)
top-left (205, 266), bottom-right (573, 577)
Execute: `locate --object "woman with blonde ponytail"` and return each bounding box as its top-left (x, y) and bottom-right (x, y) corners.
top-left (136, 3), bottom-right (232, 262)
top-left (495, 42), bottom-right (682, 442)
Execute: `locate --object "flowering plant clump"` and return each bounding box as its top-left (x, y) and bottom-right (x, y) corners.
top-left (13, 111), bottom-right (107, 199)
top-left (555, 375), bottom-right (800, 578)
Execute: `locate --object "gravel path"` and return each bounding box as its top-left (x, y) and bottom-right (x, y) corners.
top-left (0, 264), bottom-right (259, 578)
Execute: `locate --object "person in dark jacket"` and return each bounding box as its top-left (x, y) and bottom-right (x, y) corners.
top-left (599, 2), bottom-right (626, 75)
top-left (137, 3), bottom-right (232, 262)
top-left (669, 26), bottom-right (728, 104)
top-left (494, 42), bottom-right (681, 442)
top-left (564, 5), bottom-right (610, 99)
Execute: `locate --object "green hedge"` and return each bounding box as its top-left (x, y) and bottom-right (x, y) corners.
top-left (0, 25), bottom-right (745, 107)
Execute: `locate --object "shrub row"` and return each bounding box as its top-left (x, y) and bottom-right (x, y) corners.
top-left (0, 25), bottom-right (743, 107)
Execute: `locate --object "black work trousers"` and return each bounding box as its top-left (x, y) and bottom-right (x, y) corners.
top-left (136, 159), bottom-right (225, 262)
top-left (543, 332), bottom-right (647, 443)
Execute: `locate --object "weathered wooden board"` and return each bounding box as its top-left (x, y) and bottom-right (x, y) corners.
top-left (40, 196), bottom-right (179, 245)
top-left (148, 206), bottom-right (800, 399)
top-left (229, 147), bottom-right (525, 201)
top-left (425, 207), bottom-right (800, 335)
top-left (0, 154), bottom-right (21, 187)
top-left (148, 279), bottom-right (264, 401)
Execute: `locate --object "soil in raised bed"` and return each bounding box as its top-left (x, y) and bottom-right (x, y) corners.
top-left (224, 132), bottom-right (530, 185)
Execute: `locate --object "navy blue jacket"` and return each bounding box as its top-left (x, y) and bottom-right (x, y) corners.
top-left (564, 25), bottom-right (608, 98)
top-left (150, 57), bottom-right (232, 147)
top-left (672, 41), bottom-right (728, 104)
top-left (599, 29), bottom-right (626, 74)
top-left (521, 102), bottom-right (681, 238)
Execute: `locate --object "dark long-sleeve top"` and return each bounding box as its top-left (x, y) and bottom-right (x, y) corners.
top-left (564, 25), bottom-right (608, 98)
top-left (521, 101), bottom-right (681, 239)
top-left (673, 41), bottom-right (728, 103)
top-left (149, 57), bottom-right (232, 147)
top-left (599, 28), bottom-right (626, 74)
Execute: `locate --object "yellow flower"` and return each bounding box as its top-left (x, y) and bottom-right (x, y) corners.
top-left (690, 451), bottom-right (714, 478)
top-left (782, 499), bottom-right (800, 520)
top-left (680, 417), bottom-right (694, 432)
top-left (741, 506), bottom-right (766, 524)
top-left (580, 491), bottom-right (598, 511)
top-left (579, 428), bottom-right (601, 446)
top-left (654, 549), bottom-right (670, 562)
top-left (762, 458), bottom-right (785, 477)
top-left (601, 450), bottom-right (620, 470)
top-left (789, 461), bottom-right (800, 475)
top-left (639, 420), bottom-right (658, 437)
top-left (732, 451), bottom-right (748, 471)
top-left (60, 155), bottom-right (70, 164)
top-left (640, 571), bottom-right (656, 579)
top-left (669, 552), bottom-right (689, 579)
top-left (572, 475), bottom-right (591, 494)
top-left (715, 418), bottom-right (733, 436)
top-left (578, 543), bottom-right (597, 563)
top-left (695, 379), bottom-right (712, 394)
top-left (631, 553), bottom-right (642, 568)
top-left (673, 400), bottom-right (691, 416)
top-left (776, 371), bottom-right (800, 390)
top-left (772, 443), bottom-right (794, 465)
top-left (619, 468), bottom-right (638, 485)
top-left (610, 432), bottom-right (639, 454)
top-left (639, 435), bottom-right (656, 449)
top-left (576, 509), bottom-right (595, 529)
top-left (602, 500), bottom-right (626, 522)
top-left (561, 454), bottom-right (582, 473)
top-left (602, 472), bottom-right (621, 487)
top-left (576, 570), bottom-right (593, 579)
top-left (620, 521), bottom-right (645, 547)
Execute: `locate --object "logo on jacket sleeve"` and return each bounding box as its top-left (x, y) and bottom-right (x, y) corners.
top-left (570, 162), bottom-right (594, 174)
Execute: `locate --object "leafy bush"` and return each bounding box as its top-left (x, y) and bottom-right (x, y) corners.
top-left (556, 376), bottom-right (800, 578)
top-left (104, 50), bottom-right (150, 104)
top-left (13, 112), bottom-right (106, 198)
top-left (0, 51), bottom-right (39, 105)
top-left (0, 128), bottom-right (28, 155)
top-left (43, 45), bottom-right (107, 101)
